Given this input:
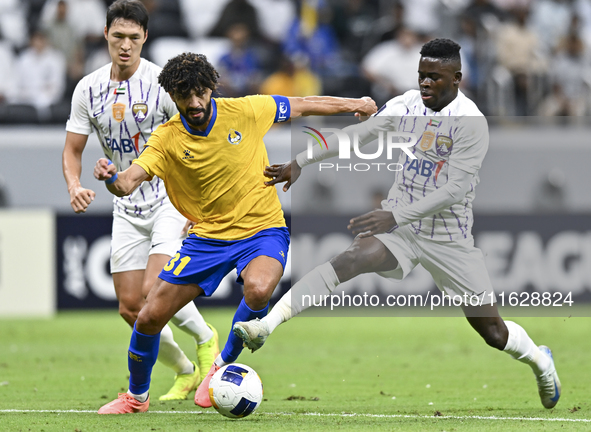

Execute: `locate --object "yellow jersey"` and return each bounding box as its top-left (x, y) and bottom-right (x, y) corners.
top-left (133, 95), bottom-right (289, 240)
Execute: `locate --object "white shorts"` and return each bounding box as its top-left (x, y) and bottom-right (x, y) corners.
top-left (110, 202), bottom-right (186, 273)
top-left (374, 224), bottom-right (495, 300)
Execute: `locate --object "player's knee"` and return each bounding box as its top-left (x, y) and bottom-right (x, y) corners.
top-left (135, 306), bottom-right (167, 335)
top-left (118, 303), bottom-right (139, 327)
top-left (243, 285), bottom-right (272, 310)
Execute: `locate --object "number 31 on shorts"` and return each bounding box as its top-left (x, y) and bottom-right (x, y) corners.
top-left (163, 253), bottom-right (191, 276)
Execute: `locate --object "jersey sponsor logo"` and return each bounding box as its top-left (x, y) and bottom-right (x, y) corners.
top-left (406, 157), bottom-right (446, 180)
top-left (132, 102), bottom-right (148, 122)
top-left (227, 128), bottom-right (243, 145)
top-left (419, 131), bottom-right (435, 151)
top-left (105, 132), bottom-right (141, 155)
top-left (112, 102), bottom-right (126, 122)
top-left (436, 135), bottom-right (453, 156)
top-left (182, 149), bottom-right (194, 160)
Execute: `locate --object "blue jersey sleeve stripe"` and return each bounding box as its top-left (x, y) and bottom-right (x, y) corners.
top-left (271, 95), bottom-right (290, 123)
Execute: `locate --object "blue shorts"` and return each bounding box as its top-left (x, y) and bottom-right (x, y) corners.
top-left (158, 227), bottom-right (290, 296)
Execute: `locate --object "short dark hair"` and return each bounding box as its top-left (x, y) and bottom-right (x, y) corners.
top-left (420, 38), bottom-right (461, 65)
top-left (158, 53), bottom-right (220, 99)
top-left (106, 0), bottom-right (149, 33)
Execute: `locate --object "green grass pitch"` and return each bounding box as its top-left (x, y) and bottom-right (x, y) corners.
top-left (0, 309), bottom-right (589, 431)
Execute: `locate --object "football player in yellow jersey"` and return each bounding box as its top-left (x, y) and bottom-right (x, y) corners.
top-left (94, 52), bottom-right (377, 414)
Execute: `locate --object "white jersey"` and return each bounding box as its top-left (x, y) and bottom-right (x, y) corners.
top-left (66, 58), bottom-right (177, 216)
top-left (370, 89), bottom-right (488, 241)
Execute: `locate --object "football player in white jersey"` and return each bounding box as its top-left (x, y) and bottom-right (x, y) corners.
top-left (234, 39), bottom-right (561, 409)
top-left (61, 0), bottom-right (218, 401)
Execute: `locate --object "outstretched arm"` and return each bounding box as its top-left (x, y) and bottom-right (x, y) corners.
top-left (94, 158), bottom-right (150, 197)
top-left (288, 96), bottom-right (377, 118)
top-left (62, 131), bottom-right (95, 213)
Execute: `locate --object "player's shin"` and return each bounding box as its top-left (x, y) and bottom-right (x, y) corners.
top-left (170, 301), bottom-right (214, 344)
top-left (263, 262), bottom-right (340, 332)
top-left (221, 298), bottom-right (269, 363)
top-left (503, 320), bottom-right (550, 374)
top-left (128, 324), bottom-right (161, 401)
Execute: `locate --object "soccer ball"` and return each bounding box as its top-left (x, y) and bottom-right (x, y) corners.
top-left (209, 363), bottom-right (263, 418)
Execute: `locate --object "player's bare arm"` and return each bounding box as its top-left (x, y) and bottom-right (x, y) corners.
top-left (288, 96), bottom-right (377, 118)
top-left (348, 210), bottom-right (397, 237)
top-left (62, 131), bottom-right (96, 213)
top-left (94, 158), bottom-right (149, 197)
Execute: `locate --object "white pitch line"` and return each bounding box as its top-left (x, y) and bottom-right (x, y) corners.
top-left (0, 409), bottom-right (589, 422)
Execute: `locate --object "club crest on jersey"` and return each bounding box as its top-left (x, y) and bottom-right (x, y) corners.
top-left (132, 103), bottom-right (148, 123)
top-left (112, 102), bottom-right (126, 122)
top-left (182, 149), bottom-right (194, 160)
top-left (436, 135), bottom-right (453, 156)
top-left (419, 131), bottom-right (435, 151)
top-left (228, 129), bottom-right (243, 145)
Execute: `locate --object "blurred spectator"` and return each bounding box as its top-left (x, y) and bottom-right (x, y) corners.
top-left (8, 29), bottom-right (66, 114)
top-left (456, 15), bottom-right (479, 97)
top-left (529, 0), bottom-right (572, 55)
top-left (40, 0), bottom-right (106, 40)
top-left (283, 1), bottom-right (344, 78)
top-left (44, 0), bottom-right (84, 98)
top-left (495, 6), bottom-right (547, 115)
top-left (491, 0), bottom-right (531, 10)
top-left (260, 55), bottom-right (321, 97)
top-left (464, 0), bottom-right (506, 32)
top-left (0, 0), bottom-right (29, 48)
top-left (331, 0), bottom-right (380, 62)
top-left (179, 0), bottom-right (230, 39)
top-left (362, 27), bottom-right (422, 106)
top-left (209, 0), bottom-right (261, 40)
top-left (0, 32), bottom-right (15, 104)
top-left (539, 31), bottom-right (588, 117)
top-left (400, 0), bottom-right (441, 36)
top-left (218, 23), bottom-right (262, 97)
top-left (248, 0), bottom-right (296, 43)
top-left (143, 0), bottom-right (188, 41)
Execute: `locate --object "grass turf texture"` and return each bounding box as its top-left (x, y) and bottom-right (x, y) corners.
top-left (0, 309), bottom-right (589, 431)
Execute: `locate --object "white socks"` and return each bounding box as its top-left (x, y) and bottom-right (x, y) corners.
top-left (503, 320), bottom-right (551, 376)
top-left (170, 301), bottom-right (213, 345)
top-left (214, 354), bottom-right (228, 367)
top-left (158, 324), bottom-right (194, 375)
top-left (262, 262), bottom-right (340, 333)
top-left (128, 389), bottom-right (148, 402)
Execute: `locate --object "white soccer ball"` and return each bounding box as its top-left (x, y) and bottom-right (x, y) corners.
top-left (209, 363), bottom-right (263, 418)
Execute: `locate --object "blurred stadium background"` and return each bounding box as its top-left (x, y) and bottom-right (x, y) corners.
top-left (1, 0), bottom-right (591, 316)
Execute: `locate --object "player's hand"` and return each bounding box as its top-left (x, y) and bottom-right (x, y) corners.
top-left (94, 158), bottom-right (117, 181)
top-left (69, 184), bottom-right (95, 213)
top-left (354, 96), bottom-right (378, 121)
top-left (348, 209), bottom-right (396, 237)
top-left (181, 219), bottom-right (196, 237)
top-left (264, 159), bottom-right (301, 192)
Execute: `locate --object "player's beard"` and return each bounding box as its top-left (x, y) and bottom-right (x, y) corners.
top-left (182, 101), bottom-right (212, 129)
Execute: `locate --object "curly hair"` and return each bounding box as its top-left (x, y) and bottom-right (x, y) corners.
top-left (420, 38), bottom-right (461, 65)
top-left (158, 53), bottom-right (220, 99)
